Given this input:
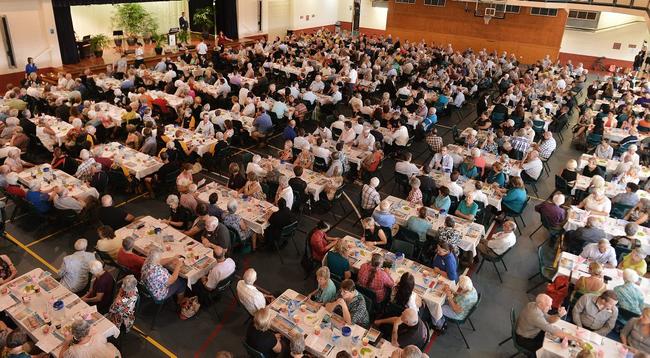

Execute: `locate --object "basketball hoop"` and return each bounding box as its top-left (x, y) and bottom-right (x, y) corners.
top-left (483, 14), bottom-right (492, 24)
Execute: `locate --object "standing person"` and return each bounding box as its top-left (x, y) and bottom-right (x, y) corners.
top-left (134, 43), bottom-right (145, 68)
top-left (25, 57), bottom-right (37, 77)
top-left (179, 11), bottom-right (189, 31)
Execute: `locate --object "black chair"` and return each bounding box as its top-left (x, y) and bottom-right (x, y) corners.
top-left (526, 239), bottom-right (558, 293)
top-left (332, 127), bottom-right (342, 141)
top-left (554, 175), bottom-right (573, 198)
top-left (476, 247), bottom-right (513, 283)
top-left (243, 341), bottom-right (265, 358)
top-left (446, 293), bottom-right (482, 349)
top-left (390, 239), bottom-right (416, 259)
top-left (394, 172), bottom-right (410, 196)
top-left (497, 308), bottom-right (533, 357)
top-left (275, 221), bottom-right (301, 264)
top-left (137, 282), bottom-right (172, 330)
top-left (503, 197), bottom-right (529, 235)
top-left (206, 272), bottom-right (237, 321)
top-left (313, 156), bottom-right (328, 173)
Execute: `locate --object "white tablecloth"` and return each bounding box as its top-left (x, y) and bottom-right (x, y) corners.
top-left (537, 320), bottom-right (631, 358)
top-left (380, 196), bottom-right (485, 257)
top-left (115, 216), bottom-right (216, 286)
top-left (0, 268), bottom-right (119, 357)
top-left (92, 142), bottom-right (163, 179)
top-left (268, 289), bottom-right (398, 358)
top-left (334, 236), bottom-right (456, 321)
top-left (428, 170), bottom-right (503, 210)
top-left (578, 154), bottom-right (650, 181)
top-left (18, 165), bottom-right (99, 200)
top-left (196, 181), bottom-right (276, 235)
top-left (164, 125), bottom-right (217, 157)
top-left (30, 116), bottom-right (73, 147)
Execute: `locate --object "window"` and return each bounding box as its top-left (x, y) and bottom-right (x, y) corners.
top-left (568, 10), bottom-right (598, 20)
top-left (395, 0), bottom-right (416, 3)
top-left (424, 0), bottom-right (446, 6)
top-left (494, 4), bottom-right (520, 13)
top-left (530, 7), bottom-right (558, 16)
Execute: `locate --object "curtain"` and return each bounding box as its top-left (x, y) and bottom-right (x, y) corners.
top-left (52, 5), bottom-right (80, 65)
top-left (189, 0), bottom-right (237, 39)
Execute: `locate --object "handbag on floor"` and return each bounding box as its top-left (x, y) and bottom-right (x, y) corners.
top-left (179, 296), bottom-right (201, 320)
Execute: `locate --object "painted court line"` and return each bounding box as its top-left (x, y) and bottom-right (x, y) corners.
top-left (5, 232), bottom-right (177, 358)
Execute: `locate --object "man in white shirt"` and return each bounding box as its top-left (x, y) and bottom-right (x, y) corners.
top-left (238, 84), bottom-right (250, 106)
top-left (340, 122), bottom-right (357, 144)
top-left (57, 239), bottom-right (96, 293)
top-left (395, 152), bottom-right (420, 177)
top-left (216, 78), bottom-right (231, 98)
top-left (236, 268), bottom-right (271, 315)
top-left (294, 129), bottom-right (311, 151)
top-left (314, 123), bottom-right (332, 141)
top-left (465, 182), bottom-right (488, 206)
top-left (522, 150), bottom-right (543, 181)
top-left (391, 123), bottom-right (409, 147)
top-left (330, 86), bottom-right (343, 105)
top-left (196, 40), bottom-right (208, 56)
top-left (355, 129), bottom-right (375, 151)
top-left (246, 155), bottom-right (268, 178)
top-left (348, 65), bottom-right (358, 95)
top-left (196, 112), bottom-right (215, 138)
top-left (309, 75), bottom-right (325, 93)
top-left (580, 239), bottom-right (618, 267)
top-left (302, 90), bottom-right (317, 105)
top-left (312, 137), bottom-right (331, 164)
top-left (330, 115), bottom-right (346, 132)
top-left (431, 146), bottom-right (454, 173)
top-left (478, 220), bottom-right (517, 258)
top-left (452, 89), bottom-right (466, 108)
top-left (447, 171), bottom-right (464, 198)
top-left (202, 246), bottom-right (235, 290)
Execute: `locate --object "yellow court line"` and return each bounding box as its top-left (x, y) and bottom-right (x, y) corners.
top-left (131, 326), bottom-right (177, 358)
top-left (6, 232), bottom-right (177, 358)
top-left (116, 193), bottom-right (146, 207)
top-left (6, 233), bottom-right (59, 273)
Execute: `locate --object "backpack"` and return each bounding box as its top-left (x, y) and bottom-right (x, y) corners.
top-left (545, 275), bottom-right (570, 310)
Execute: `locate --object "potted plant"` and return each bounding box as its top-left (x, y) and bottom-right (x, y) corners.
top-left (89, 34), bottom-right (110, 57)
top-left (177, 30), bottom-right (190, 45)
top-left (142, 17), bottom-right (158, 45)
top-left (113, 3), bottom-right (155, 46)
top-left (193, 6), bottom-right (214, 40)
top-left (152, 33), bottom-right (166, 55)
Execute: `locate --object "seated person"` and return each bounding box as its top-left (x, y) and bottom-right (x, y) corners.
top-left (432, 241), bottom-right (458, 282)
top-left (432, 276), bottom-right (478, 332)
top-left (374, 308), bottom-right (428, 348)
top-left (81, 260), bottom-right (115, 314)
top-left (572, 290), bottom-right (619, 336)
top-left (574, 262), bottom-right (606, 295)
top-left (619, 248), bottom-right (648, 277)
top-left (245, 307), bottom-right (285, 357)
top-left (308, 267), bottom-right (337, 304)
top-left (95, 225), bottom-right (123, 261)
top-left (116, 236), bottom-right (145, 279)
top-left (580, 239), bottom-right (618, 268)
top-left (325, 279), bottom-right (370, 328)
top-left (357, 253), bottom-right (395, 303)
top-left (620, 307), bottom-right (650, 353)
top-left (455, 191), bottom-right (479, 221)
top-left (614, 269), bottom-right (645, 315)
top-left (99, 194), bottom-right (135, 230)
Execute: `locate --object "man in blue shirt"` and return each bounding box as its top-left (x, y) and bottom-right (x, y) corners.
top-left (422, 107), bottom-right (437, 132)
top-left (283, 120), bottom-right (297, 141)
top-left (432, 241), bottom-right (458, 282)
top-left (251, 108), bottom-right (273, 144)
top-left (372, 200), bottom-right (396, 228)
top-left (25, 57), bottom-right (38, 76)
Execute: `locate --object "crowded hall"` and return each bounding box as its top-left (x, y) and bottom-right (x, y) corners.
top-left (1, 0), bottom-right (650, 356)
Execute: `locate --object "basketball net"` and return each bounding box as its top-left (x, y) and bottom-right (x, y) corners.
top-left (483, 14), bottom-right (492, 24)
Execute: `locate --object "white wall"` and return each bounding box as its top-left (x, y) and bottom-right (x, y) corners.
top-left (337, 0), bottom-right (388, 30)
top-left (267, 0), bottom-right (291, 39)
top-left (70, 1), bottom-right (187, 39)
top-left (560, 12), bottom-right (649, 61)
top-left (0, 0), bottom-right (61, 75)
top-left (237, 0), bottom-right (268, 38)
top-left (290, 0), bottom-right (339, 30)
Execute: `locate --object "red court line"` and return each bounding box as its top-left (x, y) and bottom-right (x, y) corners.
top-left (193, 257), bottom-right (251, 357)
top-left (424, 333), bottom-right (438, 353)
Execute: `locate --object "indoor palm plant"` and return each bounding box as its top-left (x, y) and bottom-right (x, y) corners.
top-left (89, 34), bottom-right (110, 57)
top-left (193, 6), bottom-right (214, 40)
top-left (113, 3), bottom-right (155, 46)
top-left (152, 33), bottom-right (166, 55)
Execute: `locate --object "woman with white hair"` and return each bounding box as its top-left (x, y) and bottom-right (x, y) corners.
top-left (362, 217), bottom-right (388, 247)
top-left (464, 129), bottom-right (478, 149)
top-left (59, 319), bottom-right (121, 357)
top-left (619, 248), bottom-right (648, 276)
top-left (561, 159), bottom-right (578, 186)
top-left (0, 116), bottom-right (20, 139)
top-left (240, 172), bottom-right (266, 201)
top-left (246, 154), bottom-right (267, 178)
top-left (107, 275), bottom-right (139, 332)
top-left (406, 177), bottom-right (423, 206)
top-left (275, 175), bottom-right (294, 210)
top-left (578, 187), bottom-right (611, 216)
top-left (80, 260), bottom-right (115, 313)
top-left (433, 275), bottom-right (478, 331)
top-left (141, 247), bottom-right (186, 302)
top-left (222, 199), bottom-right (255, 249)
top-left (163, 194), bottom-right (193, 230)
top-left (245, 307), bottom-right (283, 356)
top-left (614, 269), bottom-right (645, 315)
top-left (4, 148), bottom-right (29, 173)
